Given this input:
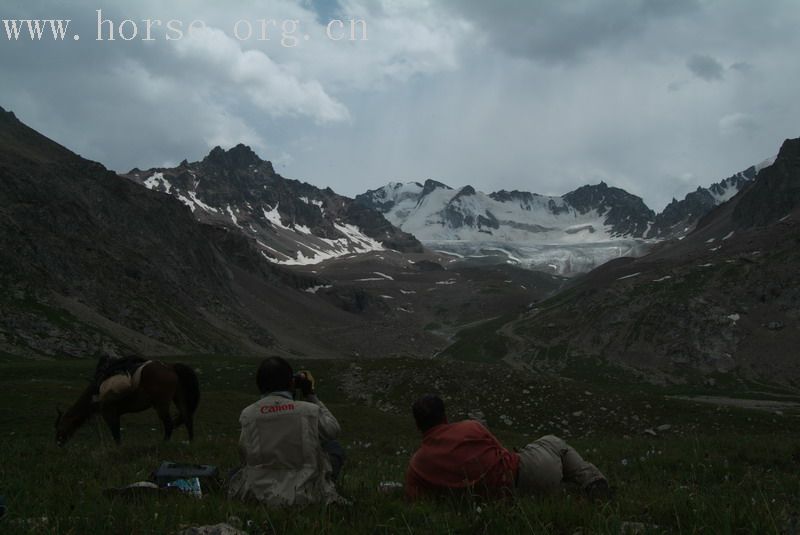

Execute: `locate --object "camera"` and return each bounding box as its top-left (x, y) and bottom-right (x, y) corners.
top-left (293, 370), bottom-right (314, 395)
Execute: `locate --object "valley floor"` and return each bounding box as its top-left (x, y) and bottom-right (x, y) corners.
top-left (0, 354), bottom-right (798, 534)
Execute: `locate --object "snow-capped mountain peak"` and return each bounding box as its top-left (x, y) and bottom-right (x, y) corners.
top-left (355, 180), bottom-right (654, 274)
top-left (356, 155), bottom-right (775, 275)
top-left (358, 180), bottom-right (652, 242)
top-left (125, 146), bottom-right (422, 266)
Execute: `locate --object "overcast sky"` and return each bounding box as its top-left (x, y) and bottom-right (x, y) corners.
top-left (2, 0), bottom-right (799, 210)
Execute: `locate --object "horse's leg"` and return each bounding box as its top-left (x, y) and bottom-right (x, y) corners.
top-left (185, 411), bottom-right (194, 441)
top-left (182, 406), bottom-right (194, 441)
top-left (173, 397), bottom-right (194, 441)
top-left (155, 402), bottom-right (173, 441)
top-left (101, 407), bottom-right (121, 445)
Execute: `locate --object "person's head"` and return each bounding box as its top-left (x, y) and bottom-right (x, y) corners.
top-left (256, 356), bottom-right (294, 394)
top-left (412, 394), bottom-right (447, 433)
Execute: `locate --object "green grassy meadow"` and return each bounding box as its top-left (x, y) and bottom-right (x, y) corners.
top-left (0, 354), bottom-right (799, 534)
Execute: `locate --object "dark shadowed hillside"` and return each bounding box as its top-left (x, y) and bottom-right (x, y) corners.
top-left (0, 106), bottom-right (343, 357)
top-left (443, 138), bottom-right (800, 386)
top-left (0, 107), bottom-right (433, 359)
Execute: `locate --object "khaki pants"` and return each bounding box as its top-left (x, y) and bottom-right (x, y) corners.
top-left (516, 435), bottom-right (605, 495)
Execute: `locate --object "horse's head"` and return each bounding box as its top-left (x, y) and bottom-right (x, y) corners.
top-left (54, 407), bottom-right (79, 447)
top-left (55, 407), bottom-right (67, 446)
top-left (56, 380), bottom-right (104, 446)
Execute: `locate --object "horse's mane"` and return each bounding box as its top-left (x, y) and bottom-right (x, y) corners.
top-left (64, 381), bottom-right (97, 420)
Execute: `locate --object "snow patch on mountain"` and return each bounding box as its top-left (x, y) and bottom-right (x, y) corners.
top-left (294, 223), bottom-right (313, 235)
top-left (143, 172), bottom-right (172, 193)
top-left (304, 284), bottom-right (332, 293)
top-left (273, 222), bottom-right (384, 266)
top-left (226, 205), bottom-right (241, 228)
top-left (755, 155), bottom-right (777, 173)
top-left (262, 203), bottom-right (287, 229)
top-left (428, 239), bottom-right (650, 274)
top-left (707, 170), bottom-right (756, 204)
top-left (188, 191), bottom-right (218, 213)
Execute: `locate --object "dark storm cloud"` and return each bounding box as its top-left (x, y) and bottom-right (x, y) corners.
top-left (1, 0), bottom-right (800, 213)
top-left (687, 54), bottom-right (725, 81)
top-left (439, 0), bottom-right (700, 64)
top-left (730, 61), bottom-right (754, 74)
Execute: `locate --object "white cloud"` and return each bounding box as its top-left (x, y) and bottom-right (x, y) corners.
top-left (719, 113), bottom-right (758, 137)
top-left (279, 0), bottom-right (475, 91)
top-left (172, 26), bottom-right (349, 123)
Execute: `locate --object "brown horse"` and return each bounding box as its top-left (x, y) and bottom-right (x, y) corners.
top-left (55, 360), bottom-right (200, 446)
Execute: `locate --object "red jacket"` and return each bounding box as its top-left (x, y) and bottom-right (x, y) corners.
top-left (405, 420), bottom-right (520, 499)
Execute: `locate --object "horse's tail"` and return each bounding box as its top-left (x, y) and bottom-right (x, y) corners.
top-left (172, 363), bottom-right (200, 440)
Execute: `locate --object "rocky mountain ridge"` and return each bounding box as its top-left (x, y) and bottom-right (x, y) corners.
top-left (356, 159), bottom-right (772, 274)
top-left (647, 157), bottom-right (774, 238)
top-left (125, 147), bottom-right (422, 266)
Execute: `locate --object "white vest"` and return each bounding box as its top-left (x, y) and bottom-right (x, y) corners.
top-left (228, 393), bottom-right (344, 506)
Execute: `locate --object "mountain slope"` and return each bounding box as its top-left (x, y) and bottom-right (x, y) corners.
top-left (441, 138), bottom-right (800, 385)
top-left (124, 147), bottom-right (422, 266)
top-left (0, 108), bottom-right (266, 356)
top-left (0, 107), bottom-right (439, 360)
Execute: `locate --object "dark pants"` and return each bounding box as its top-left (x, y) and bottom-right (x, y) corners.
top-left (323, 440), bottom-right (346, 482)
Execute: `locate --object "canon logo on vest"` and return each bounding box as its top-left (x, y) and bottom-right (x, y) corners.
top-left (260, 403), bottom-right (295, 414)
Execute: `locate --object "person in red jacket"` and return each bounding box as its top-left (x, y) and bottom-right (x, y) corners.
top-left (405, 394), bottom-right (609, 500)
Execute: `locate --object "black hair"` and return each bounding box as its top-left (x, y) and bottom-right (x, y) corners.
top-left (412, 394), bottom-right (447, 432)
top-left (256, 356), bottom-right (294, 394)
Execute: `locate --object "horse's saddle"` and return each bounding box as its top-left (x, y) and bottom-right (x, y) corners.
top-left (97, 361), bottom-right (152, 403)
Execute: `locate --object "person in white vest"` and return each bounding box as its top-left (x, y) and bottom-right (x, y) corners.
top-left (228, 356), bottom-right (346, 506)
